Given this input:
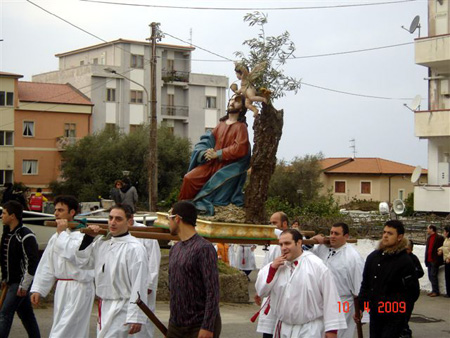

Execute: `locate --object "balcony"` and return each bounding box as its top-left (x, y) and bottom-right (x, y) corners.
top-left (415, 34), bottom-right (450, 73)
top-left (56, 136), bottom-right (79, 151)
top-left (161, 70), bottom-right (189, 84)
top-left (414, 185), bottom-right (450, 213)
top-left (414, 109), bottom-right (450, 138)
top-left (161, 105), bottom-right (189, 118)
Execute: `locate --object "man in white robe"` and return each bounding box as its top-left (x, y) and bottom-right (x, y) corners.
top-left (31, 195), bottom-right (95, 338)
top-left (311, 222), bottom-right (364, 338)
top-left (76, 204), bottom-right (148, 338)
top-left (256, 229), bottom-right (347, 338)
top-left (132, 219), bottom-right (161, 338)
top-left (236, 244), bottom-right (257, 279)
top-left (255, 211), bottom-right (288, 338)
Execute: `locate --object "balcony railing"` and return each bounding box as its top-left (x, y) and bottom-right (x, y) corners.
top-left (56, 136), bottom-right (78, 151)
top-left (161, 105), bottom-right (189, 117)
top-left (161, 70), bottom-right (189, 83)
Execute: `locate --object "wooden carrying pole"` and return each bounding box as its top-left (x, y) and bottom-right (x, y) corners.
top-left (43, 221), bottom-right (168, 233)
top-left (0, 284), bottom-right (8, 310)
top-left (353, 296), bottom-right (364, 338)
top-left (135, 292), bottom-right (167, 336)
top-left (78, 228), bottom-right (356, 246)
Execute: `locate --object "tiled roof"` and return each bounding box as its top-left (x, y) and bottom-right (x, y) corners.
top-left (18, 82), bottom-right (93, 105)
top-left (320, 157), bottom-right (427, 175)
top-left (0, 71), bottom-right (23, 78)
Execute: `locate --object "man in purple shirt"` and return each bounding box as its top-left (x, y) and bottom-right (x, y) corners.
top-left (167, 201), bottom-right (221, 338)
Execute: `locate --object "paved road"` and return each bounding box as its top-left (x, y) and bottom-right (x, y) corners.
top-left (10, 271), bottom-right (450, 337)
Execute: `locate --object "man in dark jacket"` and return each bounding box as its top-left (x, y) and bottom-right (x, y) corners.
top-left (0, 201), bottom-right (40, 337)
top-left (356, 220), bottom-right (419, 338)
top-left (425, 225), bottom-right (445, 297)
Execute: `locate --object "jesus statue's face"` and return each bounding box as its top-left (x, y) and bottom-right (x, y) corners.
top-left (227, 94), bottom-right (243, 114)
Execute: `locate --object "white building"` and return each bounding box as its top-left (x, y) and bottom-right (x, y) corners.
top-left (413, 0), bottom-right (450, 213)
top-left (33, 39), bottom-right (228, 145)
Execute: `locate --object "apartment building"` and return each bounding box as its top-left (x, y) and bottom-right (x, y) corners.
top-left (0, 71), bottom-right (21, 185)
top-left (33, 39), bottom-right (229, 145)
top-left (413, 0), bottom-right (450, 212)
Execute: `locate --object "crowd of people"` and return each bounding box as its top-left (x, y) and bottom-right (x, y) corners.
top-left (0, 197), bottom-right (449, 338)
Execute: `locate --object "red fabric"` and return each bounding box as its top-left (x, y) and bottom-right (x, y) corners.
top-left (427, 234), bottom-right (436, 263)
top-left (267, 265), bottom-right (278, 283)
top-left (29, 195), bottom-right (43, 211)
top-left (178, 121), bottom-right (249, 200)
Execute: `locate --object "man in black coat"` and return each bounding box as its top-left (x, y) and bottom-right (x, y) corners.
top-left (356, 220), bottom-right (419, 338)
top-left (425, 225), bottom-right (445, 297)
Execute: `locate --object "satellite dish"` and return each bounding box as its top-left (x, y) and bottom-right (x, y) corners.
top-left (402, 15), bottom-right (421, 37)
top-left (393, 199), bottom-right (406, 215)
top-left (411, 165), bottom-right (422, 183)
top-left (411, 95), bottom-right (422, 111)
top-left (379, 202), bottom-right (390, 215)
top-left (409, 15), bottom-right (421, 33)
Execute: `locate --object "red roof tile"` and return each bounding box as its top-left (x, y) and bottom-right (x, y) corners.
top-left (18, 82), bottom-right (93, 105)
top-left (320, 157), bottom-right (427, 175)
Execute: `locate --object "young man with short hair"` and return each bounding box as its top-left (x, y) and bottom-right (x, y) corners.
top-left (311, 222), bottom-right (364, 338)
top-left (167, 201), bottom-right (221, 338)
top-left (76, 204), bottom-right (148, 337)
top-left (0, 200), bottom-right (40, 337)
top-left (31, 195), bottom-right (95, 338)
top-left (357, 220), bottom-right (420, 338)
top-left (256, 229), bottom-right (346, 337)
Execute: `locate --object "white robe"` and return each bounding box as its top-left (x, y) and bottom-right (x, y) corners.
top-left (312, 244), bottom-right (364, 338)
top-left (256, 244), bottom-right (281, 335)
top-left (132, 221), bottom-right (161, 338)
top-left (31, 230), bottom-right (95, 338)
top-left (76, 234), bottom-right (148, 338)
top-left (255, 251), bottom-right (347, 337)
top-left (228, 244), bottom-right (237, 268)
top-left (235, 244), bottom-right (257, 270)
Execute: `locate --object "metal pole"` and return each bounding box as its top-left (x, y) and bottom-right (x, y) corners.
top-left (148, 22), bottom-right (161, 212)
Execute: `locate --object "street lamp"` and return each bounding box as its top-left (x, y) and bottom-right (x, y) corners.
top-left (104, 67), bottom-right (157, 212)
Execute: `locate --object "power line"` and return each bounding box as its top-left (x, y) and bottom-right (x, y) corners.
top-left (301, 81), bottom-right (418, 100)
top-left (80, 0), bottom-right (417, 11)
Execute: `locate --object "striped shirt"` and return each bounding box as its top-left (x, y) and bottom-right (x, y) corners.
top-left (168, 233), bottom-right (220, 332)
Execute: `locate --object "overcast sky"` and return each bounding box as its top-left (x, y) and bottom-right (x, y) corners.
top-left (1, 0), bottom-right (429, 169)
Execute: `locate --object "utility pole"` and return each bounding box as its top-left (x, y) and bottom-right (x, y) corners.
top-left (148, 22), bottom-right (162, 212)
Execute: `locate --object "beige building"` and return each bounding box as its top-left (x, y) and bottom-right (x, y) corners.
top-left (413, 0), bottom-right (450, 213)
top-left (32, 39), bottom-right (229, 145)
top-left (320, 157), bottom-right (428, 206)
top-left (0, 71), bottom-right (22, 185)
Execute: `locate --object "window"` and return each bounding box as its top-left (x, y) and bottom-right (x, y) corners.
top-left (106, 88), bottom-right (116, 102)
top-left (64, 123), bottom-right (76, 138)
top-left (22, 160), bottom-right (38, 175)
top-left (167, 94), bottom-right (175, 115)
top-left (129, 124), bottom-right (143, 133)
top-left (361, 181), bottom-right (371, 194)
top-left (105, 123), bottom-right (116, 132)
top-left (167, 59), bottom-right (174, 71)
top-left (130, 90), bottom-right (143, 103)
top-left (206, 96), bottom-right (217, 109)
top-left (80, 60), bottom-right (85, 66)
top-left (0, 92), bottom-right (14, 106)
top-left (0, 131), bottom-right (14, 146)
top-left (23, 121), bottom-right (34, 137)
top-left (131, 54), bottom-right (144, 68)
top-left (93, 58), bottom-right (98, 65)
top-left (0, 170), bottom-right (13, 185)
top-left (334, 181), bottom-right (346, 194)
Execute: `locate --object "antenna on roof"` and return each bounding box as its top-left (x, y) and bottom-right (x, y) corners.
top-left (349, 138), bottom-right (357, 158)
top-left (189, 28), bottom-right (193, 46)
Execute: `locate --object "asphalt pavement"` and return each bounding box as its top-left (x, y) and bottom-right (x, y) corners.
top-left (9, 270), bottom-right (450, 337)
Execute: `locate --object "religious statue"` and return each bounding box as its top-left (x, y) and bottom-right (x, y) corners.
top-left (231, 62), bottom-right (271, 118)
top-left (178, 94), bottom-right (251, 215)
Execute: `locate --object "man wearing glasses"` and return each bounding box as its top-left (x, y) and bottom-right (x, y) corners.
top-left (166, 201), bottom-right (221, 338)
